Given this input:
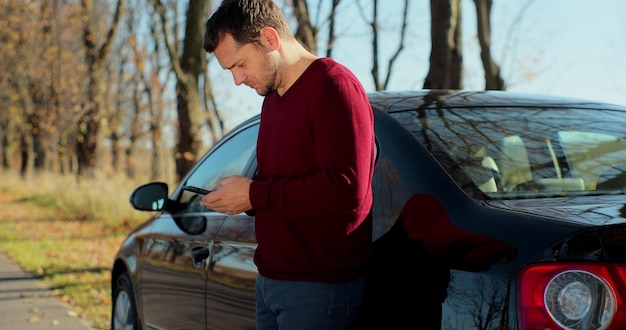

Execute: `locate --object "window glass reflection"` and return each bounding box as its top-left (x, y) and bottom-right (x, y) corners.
top-left (178, 124), bottom-right (259, 212)
top-left (399, 108), bottom-right (626, 198)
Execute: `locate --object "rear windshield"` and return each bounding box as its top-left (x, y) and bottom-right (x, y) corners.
top-left (397, 107), bottom-right (626, 199)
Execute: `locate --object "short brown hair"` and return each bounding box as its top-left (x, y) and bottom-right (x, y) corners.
top-left (203, 0), bottom-right (293, 53)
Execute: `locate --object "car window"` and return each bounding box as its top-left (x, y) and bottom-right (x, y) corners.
top-left (177, 123), bottom-right (259, 212)
top-left (396, 108), bottom-right (626, 199)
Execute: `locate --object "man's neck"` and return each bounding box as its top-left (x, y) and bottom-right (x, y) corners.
top-left (276, 42), bottom-right (318, 96)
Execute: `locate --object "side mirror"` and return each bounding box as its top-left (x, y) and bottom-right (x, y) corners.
top-left (129, 182), bottom-right (169, 211)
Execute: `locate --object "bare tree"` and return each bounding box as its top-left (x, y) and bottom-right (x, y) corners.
top-left (200, 55), bottom-right (224, 148)
top-left (324, 0), bottom-right (340, 57)
top-left (76, 0), bottom-right (125, 178)
top-left (104, 0), bottom-right (150, 180)
top-left (291, 0), bottom-right (318, 53)
top-left (105, 49), bottom-right (126, 173)
top-left (150, 0), bottom-right (209, 181)
top-left (51, 1), bottom-right (84, 175)
top-left (0, 102), bottom-right (9, 168)
top-left (356, 0), bottom-right (409, 91)
top-left (0, 0), bottom-right (560, 182)
top-left (126, 74), bottom-right (141, 180)
top-left (0, 2), bottom-right (83, 176)
top-left (286, 0), bottom-right (348, 58)
top-left (424, 0), bottom-right (463, 89)
top-left (142, 9), bottom-right (172, 181)
top-left (474, 0), bottom-right (505, 90)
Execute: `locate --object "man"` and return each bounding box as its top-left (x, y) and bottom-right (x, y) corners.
top-left (201, 1), bottom-right (375, 329)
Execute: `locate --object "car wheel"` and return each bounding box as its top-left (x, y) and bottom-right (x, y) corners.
top-left (111, 271), bottom-right (140, 330)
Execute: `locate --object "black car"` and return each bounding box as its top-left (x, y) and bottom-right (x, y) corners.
top-left (111, 90), bottom-right (626, 330)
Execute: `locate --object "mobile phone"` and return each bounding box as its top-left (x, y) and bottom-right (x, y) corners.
top-left (182, 186), bottom-right (212, 195)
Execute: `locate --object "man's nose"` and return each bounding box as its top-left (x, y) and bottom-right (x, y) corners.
top-left (232, 71), bottom-right (246, 86)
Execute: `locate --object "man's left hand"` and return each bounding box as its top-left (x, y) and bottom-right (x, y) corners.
top-left (200, 176), bottom-right (253, 215)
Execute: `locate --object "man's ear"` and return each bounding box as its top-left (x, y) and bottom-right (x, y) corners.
top-left (259, 27), bottom-right (280, 51)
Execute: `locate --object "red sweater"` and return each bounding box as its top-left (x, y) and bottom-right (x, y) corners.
top-left (249, 58), bottom-right (375, 282)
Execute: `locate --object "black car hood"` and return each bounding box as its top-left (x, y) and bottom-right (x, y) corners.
top-left (485, 195), bottom-right (626, 226)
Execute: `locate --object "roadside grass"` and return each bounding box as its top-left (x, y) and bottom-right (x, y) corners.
top-left (0, 169), bottom-right (156, 329)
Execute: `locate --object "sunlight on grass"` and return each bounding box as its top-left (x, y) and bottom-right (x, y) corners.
top-left (4, 170), bottom-right (152, 230)
top-left (0, 169), bottom-right (173, 329)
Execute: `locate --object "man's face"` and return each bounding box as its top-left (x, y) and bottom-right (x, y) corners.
top-left (214, 33), bottom-right (278, 96)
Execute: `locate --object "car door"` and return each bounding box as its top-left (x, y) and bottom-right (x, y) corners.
top-left (139, 210), bottom-right (223, 330)
top-left (201, 123), bottom-right (259, 329)
top-left (206, 213), bottom-right (257, 329)
top-left (140, 120), bottom-right (259, 329)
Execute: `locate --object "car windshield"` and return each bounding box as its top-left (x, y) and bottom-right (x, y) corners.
top-left (399, 107), bottom-right (626, 199)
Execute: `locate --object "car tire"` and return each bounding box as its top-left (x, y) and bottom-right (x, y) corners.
top-left (111, 271), bottom-right (140, 330)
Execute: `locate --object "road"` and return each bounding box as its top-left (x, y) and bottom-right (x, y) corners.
top-left (0, 252), bottom-right (96, 330)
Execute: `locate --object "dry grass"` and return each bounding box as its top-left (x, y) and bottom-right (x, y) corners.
top-left (0, 168), bottom-right (162, 329)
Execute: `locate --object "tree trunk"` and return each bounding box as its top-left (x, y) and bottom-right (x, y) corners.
top-left (29, 112), bottom-right (48, 171)
top-left (76, 0), bottom-right (125, 178)
top-left (369, 0), bottom-right (409, 90)
top-left (20, 129), bottom-right (33, 177)
top-left (151, 0), bottom-right (209, 181)
top-left (474, 0), bottom-right (505, 90)
top-left (125, 80), bottom-right (141, 180)
top-left (76, 77), bottom-right (103, 177)
top-left (57, 132), bottom-right (72, 175)
top-left (424, 0), bottom-right (463, 90)
top-left (291, 0), bottom-right (317, 54)
top-left (325, 0), bottom-right (340, 57)
top-left (151, 127), bottom-right (162, 181)
top-left (125, 146), bottom-right (137, 180)
top-left (0, 127), bottom-right (8, 169)
top-left (174, 0), bottom-right (207, 180)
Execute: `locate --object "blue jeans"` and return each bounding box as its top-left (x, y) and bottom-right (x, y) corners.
top-left (255, 274), bottom-right (366, 330)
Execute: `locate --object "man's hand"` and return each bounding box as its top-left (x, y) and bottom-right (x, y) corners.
top-left (200, 176), bottom-right (253, 215)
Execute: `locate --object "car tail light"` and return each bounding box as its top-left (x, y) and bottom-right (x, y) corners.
top-left (518, 262), bottom-right (626, 329)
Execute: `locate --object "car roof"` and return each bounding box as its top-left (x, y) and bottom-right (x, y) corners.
top-left (229, 89), bottom-right (626, 136)
top-left (367, 89), bottom-right (626, 113)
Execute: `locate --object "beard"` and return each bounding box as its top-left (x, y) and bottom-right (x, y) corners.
top-left (256, 53), bottom-right (279, 96)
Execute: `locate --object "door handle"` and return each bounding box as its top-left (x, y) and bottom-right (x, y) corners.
top-left (191, 246), bottom-right (210, 268)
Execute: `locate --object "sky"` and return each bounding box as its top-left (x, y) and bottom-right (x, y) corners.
top-left (207, 0), bottom-right (626, 130)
